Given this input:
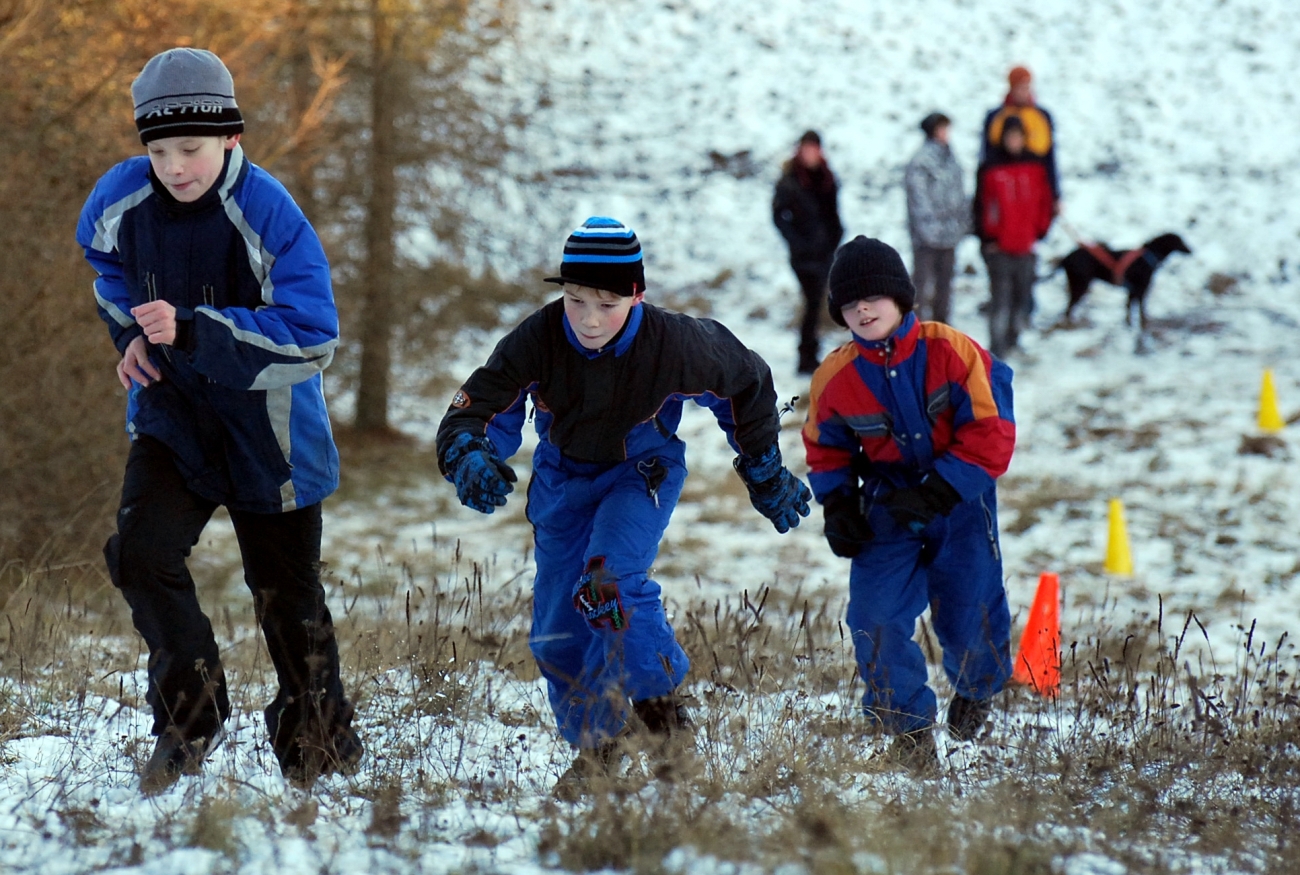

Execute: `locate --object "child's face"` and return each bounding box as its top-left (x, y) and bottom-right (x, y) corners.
top-left (563, 284), bottom-right (643, 350)
top-left (842, 296), bottom-right (904, 343)
top-left (1003, 129), bottom-right (1026, 156)
top-left (146, 134), bottom-right (240, 202)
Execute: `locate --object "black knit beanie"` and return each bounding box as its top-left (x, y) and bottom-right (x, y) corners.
top-left (132, 48), bottom-right (244, 144)
top-left (827, 236), bottom-right (916, 326)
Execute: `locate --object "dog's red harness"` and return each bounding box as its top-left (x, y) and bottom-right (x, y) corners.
top-left (1082, 242), bottom-right (1148, 286)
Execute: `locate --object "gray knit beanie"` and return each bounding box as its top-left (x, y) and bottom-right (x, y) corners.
top-left (132, 48), bottom-right (244, 144)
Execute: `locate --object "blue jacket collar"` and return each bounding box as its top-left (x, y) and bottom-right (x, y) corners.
top-left (562, 301), bottom-right (644, 359)
top-left (851, 311), bottom-right (920, 364)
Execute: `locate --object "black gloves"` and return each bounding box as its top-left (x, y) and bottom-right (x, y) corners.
top-left (823, 491), bottom-right (872, 558)
top-left (885, 474), bottom-right (962, 534)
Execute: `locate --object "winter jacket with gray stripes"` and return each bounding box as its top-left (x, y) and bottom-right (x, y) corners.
top-left (904, 139), bottom-right (970, 251)
top-left (77, 144), bottom-right (339, 513)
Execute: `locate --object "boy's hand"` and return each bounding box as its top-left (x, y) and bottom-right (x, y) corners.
top-left (734, 444), bottom-right (812, 534)
top-left (132, 300), bottom-right (178, 346)
top-left (823, 491), bottom-right (872, 557)
top-left (117, 335), bottom-right (162, 389)
top-left (443, 433), bottom-right (517, 514)
top-left (885, 474), bottom-right (962, 534)
top-left (572, 556), bottom-right (625, 632)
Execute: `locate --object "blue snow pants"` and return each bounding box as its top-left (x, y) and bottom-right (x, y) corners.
top-left (846, 486), bottom-right (1012, 735)
top-left (526, 439), bottom-right (691, 748)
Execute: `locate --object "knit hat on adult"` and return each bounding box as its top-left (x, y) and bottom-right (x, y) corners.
top-left (132, 48), bottom-right (244, 144)
top-left (827, 236), bottom-right (916, 326)
top-left (1008, 66), bottom-right (1033, 87)
top-left (544, 217), bottom-right (646, 296)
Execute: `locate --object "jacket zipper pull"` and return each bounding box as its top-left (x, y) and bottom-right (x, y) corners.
top-left (146, 273), bottom-right (173, 363)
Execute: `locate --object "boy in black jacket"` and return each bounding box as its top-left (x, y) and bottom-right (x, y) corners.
top-left (437, 217), bottom-right (810, 799)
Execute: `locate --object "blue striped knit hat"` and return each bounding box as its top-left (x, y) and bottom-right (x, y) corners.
top-left (544, 217), bottom-right (646, 296)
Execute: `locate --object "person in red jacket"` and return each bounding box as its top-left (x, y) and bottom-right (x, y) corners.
top-left (973, 116), bottom-right (1055, 358)
top-left (803, 236), bottom-right (1015, 774)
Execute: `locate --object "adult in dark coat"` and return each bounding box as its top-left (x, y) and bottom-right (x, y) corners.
top-left (773, 130), bottom-right (844, 374)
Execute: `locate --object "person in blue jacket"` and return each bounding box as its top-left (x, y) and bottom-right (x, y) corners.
top-left (436, 217), bottom-right (811, 800)
top-left (77, 48), bottom-right (362, 793)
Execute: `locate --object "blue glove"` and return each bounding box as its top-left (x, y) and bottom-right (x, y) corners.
top-left (886, 474), bottom-right (962, 533)
top-left (733, 444), bottom-right (812, 534)
top-left (442, 432), bottom-right (517, 514)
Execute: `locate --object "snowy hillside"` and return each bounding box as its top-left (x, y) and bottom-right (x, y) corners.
top-left (388, 0), bottom-right (1300, 659)
top-left (6, 1), bottom-right (1300, 873)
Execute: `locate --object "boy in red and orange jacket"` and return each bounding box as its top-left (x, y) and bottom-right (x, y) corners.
top-left (802, 236), bottom-right (1015, 773)
top-left (973, 115), bottom-right (1056, 358)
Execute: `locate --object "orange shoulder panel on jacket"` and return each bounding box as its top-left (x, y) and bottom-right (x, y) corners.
top-left (802, 341), bottom-right (860, 441)
top-left (918, 322), bottom-right (998, 420)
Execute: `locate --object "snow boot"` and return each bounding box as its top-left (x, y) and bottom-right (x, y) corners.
top-left (551, 739), bottom-right (624, 802)
top-left (281, 724), bottom-right (365, 790)
top-left (632, 695), bottom-right (695, 739)
top-left (947, 694), bottom-right (993, 742)
top-left (886, 728), bottom-right (940, 776)
top-left (140, 727), bottom-right (223, 795)
top-left (632, 695), bottom-right (699, 781)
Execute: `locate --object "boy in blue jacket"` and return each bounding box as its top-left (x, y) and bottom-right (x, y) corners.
top-left (77, 48), bottom-right (361, 792)
top-left (803, 237), bottom-right (1015, 773)
top-left (437, 217), bottom-right (811, 799)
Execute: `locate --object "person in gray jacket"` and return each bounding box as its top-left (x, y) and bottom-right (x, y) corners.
top-left (904, 113), bottom-right (969, 324)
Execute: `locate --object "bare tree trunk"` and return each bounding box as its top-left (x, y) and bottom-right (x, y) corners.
top-left (355, 0), bottom-right (397, 433)
top-left (283, 4), bottom-right (320, 225)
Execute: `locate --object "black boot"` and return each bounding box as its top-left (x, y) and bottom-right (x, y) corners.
top-left (632, 695), bottom-right (700, 781)
top-left (551, 739), bottom-right (623, 802)
top-left (886, 728), bottom-right (940, 776)
top-left (947, 694), bottom-right (993, 742)
top-left (632, 695), bottom-right (695, 738)
top-left (140, 727), bottom-right (223, 795)
top-left (280, 723), bottom-right (365, 789)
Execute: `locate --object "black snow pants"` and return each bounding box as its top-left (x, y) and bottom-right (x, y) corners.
top-left (103, 435), bottom-right (357, 771)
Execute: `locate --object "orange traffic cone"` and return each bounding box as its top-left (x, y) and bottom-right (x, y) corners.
top-left (1011, 572), bottom-right (1061, 699)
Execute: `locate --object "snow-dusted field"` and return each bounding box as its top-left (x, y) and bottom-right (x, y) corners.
top-left (5, 0), bottom-right (1300, 872)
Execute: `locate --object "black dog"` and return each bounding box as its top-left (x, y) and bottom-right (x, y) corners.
top-left (1059, 232), bottom-right (1191, 328)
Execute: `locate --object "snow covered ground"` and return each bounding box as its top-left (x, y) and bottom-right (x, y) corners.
top-left (5, 0), bottom-right (1300, 872)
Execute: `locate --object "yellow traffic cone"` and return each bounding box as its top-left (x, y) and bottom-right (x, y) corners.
top-left (1104, 498), bottom-right (1133, 576)
top-left (1258, 369), bottom-right (1285, 434)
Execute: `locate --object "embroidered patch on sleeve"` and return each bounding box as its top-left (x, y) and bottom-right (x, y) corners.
top-left (451, 389), bottom-right (471, 409)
